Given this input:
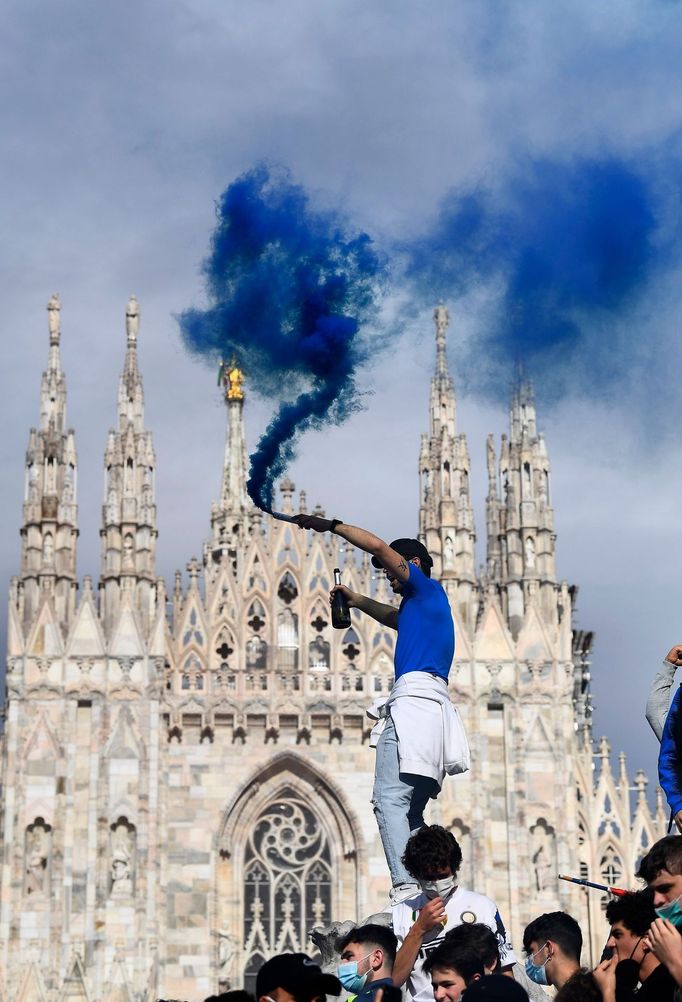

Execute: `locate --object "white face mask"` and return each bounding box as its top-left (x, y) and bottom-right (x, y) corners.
top-left (421, 875), bottom-right (457, 899)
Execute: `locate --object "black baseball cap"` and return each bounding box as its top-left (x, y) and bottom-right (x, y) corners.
top-left (371, 538), bottom-right (433, 570)
top-left (255, 953), bottom-right (342, 1000)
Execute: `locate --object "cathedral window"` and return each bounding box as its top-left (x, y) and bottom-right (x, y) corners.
top-left (247, 600), bottom-right (266, 632)
top-left (183, 609), bottom-right (204, 647)
top-left (246, 636), bottom-right (268, 670)
top-left (308, 637), bottom-right (330, 673)
top-left (372, 632), bottom-right (393, 650)
top-left (181, 674), bottom-right (190, 690)
top-left (241, 789), bottom-right (332, 993)
top-left (342, 631), bottom-right (360, 661)
top-left (247, 556), bottom-right (267, 592)
top-left (277, 608), bottom-right (299, 671)
top-left (277, 572), bottom-right (299, 604)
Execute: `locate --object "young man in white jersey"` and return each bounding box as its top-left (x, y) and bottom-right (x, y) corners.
top-left (391, 826), bottom-right (516, 1002)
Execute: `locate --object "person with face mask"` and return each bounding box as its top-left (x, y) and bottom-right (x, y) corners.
top-left (522, 911), bottom-right (598, 999)
top-left (392, 826), bottom-right (516, 1002)
top-left (636, 835), bottom-right (682, 993)
top-left (335, 924), bottom-right (398, 1002)
top-left (592, 889), bottom-right (677, 1001)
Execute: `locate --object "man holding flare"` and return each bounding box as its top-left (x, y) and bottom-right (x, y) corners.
top-left (293, 514), bottom-right (469, 904)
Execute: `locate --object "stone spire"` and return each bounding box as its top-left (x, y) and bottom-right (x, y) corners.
top-left (99, 297), bottom-right (158, 635)
top-left (491, 379), bottom-right (557, 635)
top-left (206, 360), bottom-right (251, 573)
top-left (18, 295), bottom-right (79, 629)
top-left (418, 305), bottom-right (476, 627)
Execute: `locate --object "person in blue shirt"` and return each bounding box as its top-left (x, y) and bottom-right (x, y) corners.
top-left (294, 515), bottom-right (465, 905)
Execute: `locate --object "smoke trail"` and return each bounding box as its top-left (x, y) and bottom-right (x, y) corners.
top-left (405, 156), bottom-right (665, 399)
top-left (179, 163), bottom-right (387, 512)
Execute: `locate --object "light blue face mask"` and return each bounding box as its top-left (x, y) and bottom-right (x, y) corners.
top-left (656, 891), bottom-right (682, 928)
top-left (337, 952), bottom-right (372, 994)
top-left (525, 943), bottom-right (550, 986)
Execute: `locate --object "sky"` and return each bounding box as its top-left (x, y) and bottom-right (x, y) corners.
top-left (2, 0), bottom-right (682, 806)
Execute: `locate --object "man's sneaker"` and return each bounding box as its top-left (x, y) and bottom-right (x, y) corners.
top-left (388, 882), bottom-right (421, 906)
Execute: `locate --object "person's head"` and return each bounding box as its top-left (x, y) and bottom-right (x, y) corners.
top-left (371, 539), bottom-right (433, 592)
top-left (255, 953), bottom-right (342, 1002)
top-left (523, 912), bottom-right (582, 989)
top-left (455, 974), bottom-right (529, 1001)
top-left (423, 938), bottom-right (485, 1002)
top-left (605, 890), bottom-right (657, 966)
top-left (205, 994), bottom-right (255, 1002)
top-left (444, 923), bottom-right (501, 975)
top-left (636, 835), bottom-right (682, 910)
top-left (402, 825), bottom-right (462, 896)
top-left (336, 924), bottom-right (398, 991)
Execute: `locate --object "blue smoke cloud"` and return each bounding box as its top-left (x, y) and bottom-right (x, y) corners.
top-left (405, 156), bottom-right (667, 398)
top-left (179, 164), bottom-right (387, 512)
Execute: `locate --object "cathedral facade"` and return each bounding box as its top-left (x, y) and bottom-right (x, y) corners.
top-left (0, 297), bottom-right (667, 1002)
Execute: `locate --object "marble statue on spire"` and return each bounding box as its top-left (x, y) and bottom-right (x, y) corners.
top-left (47, 294), bottom-right (61, 342)
top-left (126, 296), bottom-right (140, 343)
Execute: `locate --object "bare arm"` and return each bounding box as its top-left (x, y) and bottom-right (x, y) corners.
top-left (392, 899), bottom-right (446, 988)
top-left (334, 586), bottom-right (397, 629)
top-left (293, 516), bottom-right (412, 583)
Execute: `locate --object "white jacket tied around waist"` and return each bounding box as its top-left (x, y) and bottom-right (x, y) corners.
top-left (367, 671), bottom-right (470, 785)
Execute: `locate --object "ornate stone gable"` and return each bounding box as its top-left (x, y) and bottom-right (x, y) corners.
top-left (0, 299), bottom-right (667, 999)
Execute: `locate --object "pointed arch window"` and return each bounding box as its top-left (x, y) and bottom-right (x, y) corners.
top-left (247, 556), bottom-right (267, 593)
top-left (247, 636), bottom-right (268, 670)
top-left (183, 608), bottom-right (204, 647)
top-left (248, 599), bottom-right (267, 632)
top-left (308, 637), bottom-right (330, 673)
top-left (277, 573), bottom-right (299, 605)
top-left (242, 788), bottom-right (332, 993)
top-left (277, 608), bottom-right (299, 671)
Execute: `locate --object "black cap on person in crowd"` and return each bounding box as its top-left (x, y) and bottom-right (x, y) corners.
top-left (255, 953), bottom-right (342, 1000)
top-left (370, 538), bottom-right (433, 570)
top-left (461, 974), bottom-right (529, 1000)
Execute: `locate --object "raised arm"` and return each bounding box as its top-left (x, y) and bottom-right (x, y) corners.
top-left (293, 515), bottom-right (412, 582)
top-left (338, 587), bottom-right (398, 629)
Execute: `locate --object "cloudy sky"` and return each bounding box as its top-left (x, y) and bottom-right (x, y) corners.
top-left (3, 0), bottom-right (682, 803)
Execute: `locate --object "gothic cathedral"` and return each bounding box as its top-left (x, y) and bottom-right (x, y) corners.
top-left (0, 296), bottom-right (667, 1002)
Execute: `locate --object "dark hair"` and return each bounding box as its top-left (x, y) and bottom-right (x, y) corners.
top-left (454, 974), bottom-right (528, 1000)
top-left (205, 994), bottom-right (255, 1002)
top-left (423, 937), bottom-right (485, 983)
top-left (605, 889), bottom-right (656, 937)
top-left (555, 971), bottom-right (602, 1002)
top-left (402, 825), bottom-right (462, 880)
top-left (337, 924), bottom-right (398, 968)
top-left (522, 912), bottom-right (582, 962)
top-left (444, 923), bottom-right (500, 971)
top-left (636, 835), bottom-right (682, 882)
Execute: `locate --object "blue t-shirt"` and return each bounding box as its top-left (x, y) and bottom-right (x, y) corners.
top-left (394, 564), bottom-right (455, 681)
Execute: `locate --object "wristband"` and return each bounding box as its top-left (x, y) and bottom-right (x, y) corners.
top-left (329, 519), bottom-right (343, 534)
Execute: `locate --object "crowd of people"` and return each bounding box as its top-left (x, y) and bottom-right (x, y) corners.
top-left (160, 523), bottom-right (682, 1002)
top-left (157, 823), bottom-right (682, 1002)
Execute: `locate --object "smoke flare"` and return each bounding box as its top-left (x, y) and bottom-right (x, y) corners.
top-left (179, 164), bottom-right (387, 512)
top-left (405, 156), bottom-right (662, 399)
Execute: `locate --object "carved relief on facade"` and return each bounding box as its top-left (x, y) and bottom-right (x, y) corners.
top-left (110, 817), bottom-right (136, 898)
top-left (24, 817), bottom-right (52, 897)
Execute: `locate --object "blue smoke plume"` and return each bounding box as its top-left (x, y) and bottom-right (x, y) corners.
top-left (179, 164), bottom-right (387, 512)
top-left (405, 156), bottom-right (664, 399)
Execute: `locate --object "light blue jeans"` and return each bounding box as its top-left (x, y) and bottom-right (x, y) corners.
top-left (372, 715), bottom-right (440, 888)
